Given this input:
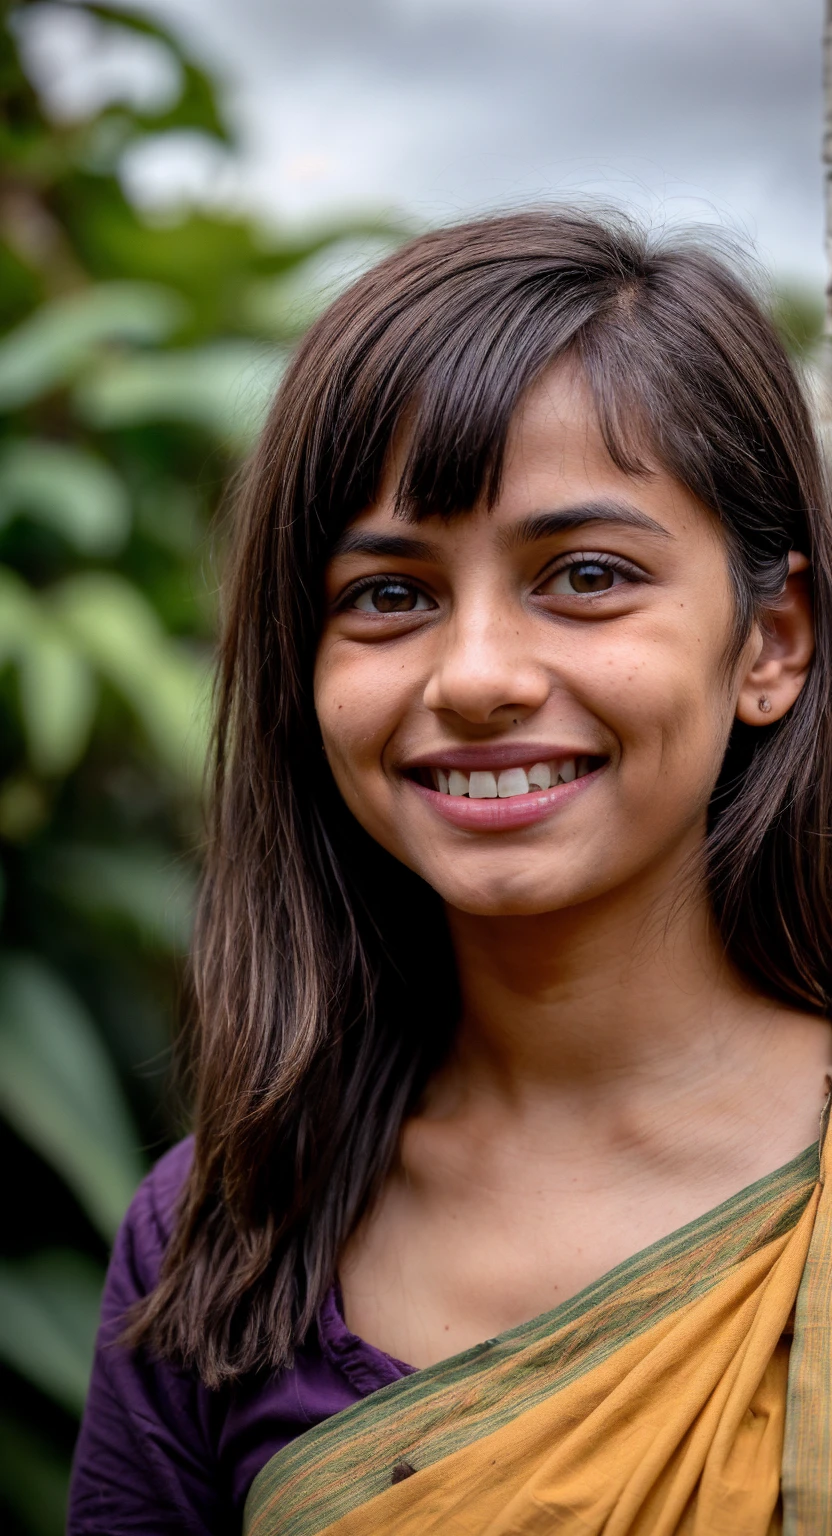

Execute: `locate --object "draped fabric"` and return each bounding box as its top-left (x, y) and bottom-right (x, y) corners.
top-left (244, 1139), bottom-right (829, 1536)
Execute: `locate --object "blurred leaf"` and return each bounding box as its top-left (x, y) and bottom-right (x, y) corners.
top-left (87, 4), bottom-right (231, 141)
top-left (75, 338), bottom-right (287, 445)
top-left (0, 1250), bottom-right (104, 1417)
top-left (0, 281), bottom-right (188, 409)
top-left (68, 205), bottom-right (279, 331)
top-left (244, 234), bottom-right (401, 338)
top-left (0, 566), bottom-right (98, 776)
top-left (0, 441), bottom-right (131, 555)
top-left (54, 570), bottom-right (211, 784)
top-left (0, 1414), bottom-right (70, 1536)
top-left (135, 479), bottom-right (202, 557)
top-left (0, 955), bottom-right (145, 1238)
top-left (771, 284), bottom-right (824, 358)
top-left (0, 564), bottom-right (41, 662)
top-left (19, 631), bottom-right (98, 779)
top-left (43, 843), bottom-right (196, 952)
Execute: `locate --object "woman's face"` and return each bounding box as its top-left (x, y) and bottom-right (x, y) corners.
top-left (314, 366), bottom-right (756, 917)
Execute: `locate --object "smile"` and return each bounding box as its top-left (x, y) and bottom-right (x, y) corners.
top-left (404, 752), bottom-right (608, 832)
top-left (429, 756), bottom-right (596, 799)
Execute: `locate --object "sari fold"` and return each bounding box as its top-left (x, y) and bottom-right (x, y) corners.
top-left (244, 1141), bottom-right (828, 1536)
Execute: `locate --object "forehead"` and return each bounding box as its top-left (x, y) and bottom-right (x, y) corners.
top-left (499, 365), bottom-right (696, 524)
top-left (354, 363), bottom-right (719, 551)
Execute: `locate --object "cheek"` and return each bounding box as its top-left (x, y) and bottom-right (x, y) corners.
top-left (313, 640), bottom-right (409, 785)
top-left (589, 615), bottom-right (735, 795)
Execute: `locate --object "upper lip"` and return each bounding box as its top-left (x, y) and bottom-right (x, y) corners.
top-left (400, 741), bottom-right (604, 772)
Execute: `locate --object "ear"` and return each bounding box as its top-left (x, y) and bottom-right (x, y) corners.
top-left (735, 552), bottom-right (814, 726)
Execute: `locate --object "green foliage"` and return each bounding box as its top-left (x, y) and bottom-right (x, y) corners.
top-left (0, 1249), bottom-right (104, 1414)
top-left (0, 954), bottom-right (145, 1238)
top-left (770, 283), bottom-right (825, 358)
top-left (0, 4), bottom-right (400, 1531)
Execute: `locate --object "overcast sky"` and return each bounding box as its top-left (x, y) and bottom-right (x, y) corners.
top-left (34, 0), bottom-right (829, 283)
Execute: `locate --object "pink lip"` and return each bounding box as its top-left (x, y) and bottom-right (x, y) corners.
top-left (409, 763), bottom-right (605, 832)
top-left (402, 741), bottom-right (598, 773)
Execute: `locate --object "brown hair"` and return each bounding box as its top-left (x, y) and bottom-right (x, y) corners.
top-left (130, 208), bottom-right (832, 1385)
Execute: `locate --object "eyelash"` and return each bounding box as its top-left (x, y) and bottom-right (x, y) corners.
top-left (336, 574), bottom-right (435, 613)
top-left (337, 553), bottom-right (644, 612)
top-left (534, 551), bottom-right (644, 593)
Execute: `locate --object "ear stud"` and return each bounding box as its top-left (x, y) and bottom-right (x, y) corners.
top-left (758, 695), bottom-right (772, 713)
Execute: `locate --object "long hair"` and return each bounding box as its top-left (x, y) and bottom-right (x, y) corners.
top-left (129, 208), bottom-right (832, 1385)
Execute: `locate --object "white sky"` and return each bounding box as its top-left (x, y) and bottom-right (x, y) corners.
top-left (25, 0), bottom-right (828, 284)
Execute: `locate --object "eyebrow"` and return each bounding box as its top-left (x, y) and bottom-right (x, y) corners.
top-left (328, 499), bottom-right (670, 563)
top-left (502, 500), bottom-right (671, 549)
top-left (328, 530), bottom-right (438, 560)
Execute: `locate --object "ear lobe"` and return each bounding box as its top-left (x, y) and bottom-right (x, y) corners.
top-left (735, 551), bottom-right (814, 726)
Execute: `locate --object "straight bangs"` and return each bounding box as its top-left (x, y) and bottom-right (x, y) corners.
top-left (295, 219), bottom-right (808, 687)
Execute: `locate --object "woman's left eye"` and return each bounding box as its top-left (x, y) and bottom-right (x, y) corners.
top-left (537, 560), bottom-right (628, 597)
top-left (349, 580), bottom-right (433, 613)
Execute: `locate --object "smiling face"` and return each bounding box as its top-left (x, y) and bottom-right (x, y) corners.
top-left (314, 364), bottom-right (758, 918)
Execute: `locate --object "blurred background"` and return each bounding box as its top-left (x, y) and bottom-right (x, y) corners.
top-left (0, 1), bottom-right (826, 1530)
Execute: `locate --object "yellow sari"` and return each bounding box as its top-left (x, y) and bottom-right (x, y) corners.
top-left (244, 1132), bottom-right (830, 1536)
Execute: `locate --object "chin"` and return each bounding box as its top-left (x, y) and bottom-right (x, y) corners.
top-left (434, 874), bottom-right (584, 919)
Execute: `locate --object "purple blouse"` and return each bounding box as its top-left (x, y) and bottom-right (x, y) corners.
top-left (67, 1140), bottom-right (413, 1535)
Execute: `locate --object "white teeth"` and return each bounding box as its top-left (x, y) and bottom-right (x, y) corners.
top-left (431, 756), bottom-right (596, 799)
top-left (469, 770), bottom-right (498, 799)
top-left (498, 767), bottom-right (529, 798)
top-left (527, 762), bottom-right (551, 790)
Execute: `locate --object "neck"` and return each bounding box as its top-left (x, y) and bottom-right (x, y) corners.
top-left (444, 851), bottom-right (771, 1107)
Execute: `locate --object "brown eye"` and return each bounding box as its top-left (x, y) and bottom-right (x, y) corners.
top-left (541, 561), bottom-right (622, 597)
top-left (352, 581), bottom-right (432, 613)
top-left (569, 563), bottom-right (615, 593)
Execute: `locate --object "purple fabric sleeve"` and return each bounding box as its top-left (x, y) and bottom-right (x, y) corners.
top-left (67, 1139), bottom-right (411, 1535)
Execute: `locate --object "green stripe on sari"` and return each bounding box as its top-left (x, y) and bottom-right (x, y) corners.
top-left (245, 1143), bottom-right (819, 1536)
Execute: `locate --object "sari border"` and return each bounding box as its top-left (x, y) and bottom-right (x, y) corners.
top-left (245, 1142), bottom-right (818, 1536)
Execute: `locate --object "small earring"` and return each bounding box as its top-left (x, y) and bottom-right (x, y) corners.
top-left (758, 694), bottom-right (772, 714)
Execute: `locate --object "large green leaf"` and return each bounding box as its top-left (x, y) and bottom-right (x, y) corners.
top-left (0, 282), bottom-right (187, 409)
top-left (0, 441), bottom-right (130, 554)
top-left (0, 567), bottom-right (98, 777)
top-left (75, 339), bottom-right (287, 446)
top-left (18, 630), bottom-right (98, 779)
top-left (0, 564), bottom-right (40, 664)
top-left (54, 571), bottom-right (210, 785)
top-left (0, 565), bottom-right (208, 781)
top-left (0, 1250), bottom-right (104, 1417)
top-left (0, 955), bottom-right (145, 1239)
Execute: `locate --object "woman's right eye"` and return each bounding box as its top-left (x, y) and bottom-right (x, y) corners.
top-left (349, 580), bottom-right (433, 614)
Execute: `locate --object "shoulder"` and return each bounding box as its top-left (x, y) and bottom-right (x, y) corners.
top-left (107, 1136), bottom-right (194, 1307)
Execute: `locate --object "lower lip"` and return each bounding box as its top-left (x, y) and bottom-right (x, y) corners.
top-left (408, 766), bottom-right (605, 831)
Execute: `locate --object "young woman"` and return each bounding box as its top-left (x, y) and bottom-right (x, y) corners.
top-left (69, 210), bottom-right (832, 1535)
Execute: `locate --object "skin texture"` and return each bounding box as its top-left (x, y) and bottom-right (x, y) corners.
top-left (315, 365), bottom-right (829, 1370)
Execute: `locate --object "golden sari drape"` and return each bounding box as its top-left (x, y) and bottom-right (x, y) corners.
top-left (244, 1135), bottom-right (830, 1536)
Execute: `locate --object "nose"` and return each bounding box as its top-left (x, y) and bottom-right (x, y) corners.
top-left (422, 602), bottom-right (550, 726)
